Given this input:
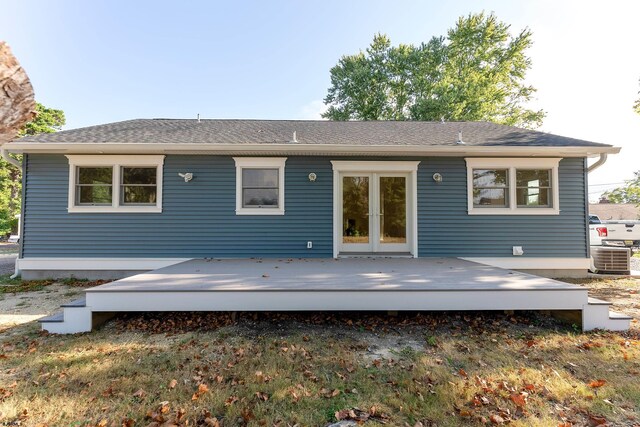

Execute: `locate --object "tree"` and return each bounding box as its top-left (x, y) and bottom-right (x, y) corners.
top-left (602, 171), bottom-right (640, 205)
top-left (634, 79), bottom-right (640, 115)
top-left (323, 12), bottom-right (545, 128)
top-left (0, 103), bottom-right (65, 235)
top-left (0, 41), bottom-right (36, 144)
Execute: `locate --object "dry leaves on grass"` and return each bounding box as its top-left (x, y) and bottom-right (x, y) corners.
top-left (145, 402), bottom-right (186, 426)
top-left (335, 406), bottom-right (389, 423)
top-left (191, 383), bottom-right (209, 401)
top-left (588, 379), bottom-right (607, 388)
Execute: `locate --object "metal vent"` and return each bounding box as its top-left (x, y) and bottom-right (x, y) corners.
top-left (591, 246), bottom-right (631, 273)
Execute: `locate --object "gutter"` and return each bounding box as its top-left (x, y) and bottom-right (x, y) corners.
top-left (587, 153), bottom-right (608, 173)
top-left (1, 146), bottom-right (22, 278)
top-left (1, 142), bottom-right (622, 158)
top-left (1, 145), bottom-right (21, 168)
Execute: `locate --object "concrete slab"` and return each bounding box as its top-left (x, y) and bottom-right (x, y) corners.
top-left (87, 258), bottom-right (585, 293)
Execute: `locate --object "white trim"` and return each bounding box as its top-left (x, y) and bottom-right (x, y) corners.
top-left (233, 157), bottom-right (287, 215)
top-left (6, 142), bottom-right (620, 158)
top-left (331, 160), bottom-right (420, 172)
top-left (462, 257), bottom-right (591, 270)
top-left (331, 161), bottom-right (419, 258)
top-left (66, 155), bottom-right (164, 213)
top-left (465, 157), bottom-right (560, 215)
top-left (16, 257), bottom-right (190, 271)
top-left (86, 289), bottom-right (586, 312)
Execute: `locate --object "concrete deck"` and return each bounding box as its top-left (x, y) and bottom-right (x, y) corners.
top-left (87, 258), bottom-right (584, 293)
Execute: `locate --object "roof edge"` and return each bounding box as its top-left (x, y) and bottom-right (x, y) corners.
top-left (3, 142), bottom-right (621, 157)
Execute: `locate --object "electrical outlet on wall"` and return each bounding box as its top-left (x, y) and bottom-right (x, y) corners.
top-left (307, 241), bottom-right (313, 249)
top-left (512, 246), bottom-right (524, 256)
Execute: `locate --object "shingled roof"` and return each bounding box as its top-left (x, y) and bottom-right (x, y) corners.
top-left (14, 119), bottom-right (610, 148)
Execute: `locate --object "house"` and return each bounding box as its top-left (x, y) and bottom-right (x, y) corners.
top-left (1, 119), bottom-right (629, 333)
top-left (589, 203), bottom-right (640, 221)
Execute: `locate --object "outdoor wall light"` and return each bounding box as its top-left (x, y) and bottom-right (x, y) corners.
top-left (178, 172), bottom-right (194, 182)
top-left (308, 173), bottom-right (317, 182)
top-left (432, 173), bottom-right (443, 183)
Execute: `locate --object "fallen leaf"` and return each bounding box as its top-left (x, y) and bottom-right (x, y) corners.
top-left (168, 379), bottom-right (177, 389)
top-left (588, 379), bottom-right (607, 388)
top-left (458, 368), bottom-right (468, 378)
top-left (588, 414), bottom-right (608, 425)
top-left (224, 395), bottom-right (239, 406)
top-left (510, 393), bottom-right (527, 407)
top-left (204, 417), bottom-right (220, 427)
top-left (132, 388), bottom-right (147, 398)
top-left (490, 414), bottom-right (505, 424)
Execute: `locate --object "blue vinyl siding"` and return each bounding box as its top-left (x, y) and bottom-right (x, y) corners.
top-left (21, 155), bottom-right (588, 259)
top-left (417, 157), bottom-right (588, 257)
top-left (22, 155), bottom-right (334, 258)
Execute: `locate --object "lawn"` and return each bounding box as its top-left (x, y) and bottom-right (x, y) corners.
top-left (0, 279), bottom-right (638, 426)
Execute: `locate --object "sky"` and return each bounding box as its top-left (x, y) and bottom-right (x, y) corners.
top-left (2, 0), bottom-right (639, 201)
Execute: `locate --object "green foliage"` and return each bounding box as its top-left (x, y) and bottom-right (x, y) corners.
top-left (0, 103), bottom-right (65, 236)
top-left (18, 103), bottom-right (66, 136)
top-left (602, 170), bottom-right (640, 205)
top-left (323, 12), bottom-right (545, 128)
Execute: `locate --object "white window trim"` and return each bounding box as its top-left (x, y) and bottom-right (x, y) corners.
top-left (233, 157), bottom-right (287, 215)
top-left (465, 158), bottom-right (560, 215)
top-left (66, 155), bottom-right (165, 213)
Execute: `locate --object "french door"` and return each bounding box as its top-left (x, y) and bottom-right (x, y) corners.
top-left (340, 172), bottom-right (410, 254)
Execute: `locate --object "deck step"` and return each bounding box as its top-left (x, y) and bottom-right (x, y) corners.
top-left (609, 311), bottom-right (632, 320)
top-left (38, 312), bottom-right (64, 323)
top-left (61, 297), bottom-right (86, 308)
top-left (588, 297), bottom-right (612, 305)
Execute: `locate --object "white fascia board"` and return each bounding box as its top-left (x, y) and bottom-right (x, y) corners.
top-left (4, 143), bottom-right (621, 158)
top-left (17, 258), bottom-right (190, 271)
top-left (462, 257), bottom-right (591, 270)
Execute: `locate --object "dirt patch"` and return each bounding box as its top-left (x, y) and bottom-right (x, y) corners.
top-left (0, 283), bottom-right (84, 333)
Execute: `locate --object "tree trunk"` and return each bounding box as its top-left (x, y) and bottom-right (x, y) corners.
top-left (0, 41), bottom-right (36, 145)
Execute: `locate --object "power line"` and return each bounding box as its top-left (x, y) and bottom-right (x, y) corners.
top-left (588, 182), bottom-right (625, 187)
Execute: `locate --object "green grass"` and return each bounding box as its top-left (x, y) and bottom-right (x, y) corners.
top-left (0, 274), bottom-right (54, 294)
top-left (0, 315), bottom-right (638, 426)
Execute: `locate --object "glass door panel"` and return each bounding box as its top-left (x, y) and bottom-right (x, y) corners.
top-left (342, 176), bottom-right (371, 250)
top-left (379, 176), bottom-right (407, 245)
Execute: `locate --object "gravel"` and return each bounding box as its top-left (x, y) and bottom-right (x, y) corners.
top-left (631, 255), bottom-right (640, 273)
top-left (0, 254), bottom-right (17, 276)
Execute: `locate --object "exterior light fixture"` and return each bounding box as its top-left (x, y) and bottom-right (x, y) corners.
top-left (178, 172), bottom-right (194, 182)
top-left (308, 173), bottom-right (317, 182)
top-left (432, 173), bottom-right (443, 183)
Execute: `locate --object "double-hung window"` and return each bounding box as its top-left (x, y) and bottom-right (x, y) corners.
top-left (465, 158), bottom-right (560, 215)
top-left (67, 155), bottom-right (164, 213)
top-left (233, 157), bottom-right (286, 215)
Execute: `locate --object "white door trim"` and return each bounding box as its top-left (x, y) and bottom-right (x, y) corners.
top-left (331, 161), bottom-right (420, 258)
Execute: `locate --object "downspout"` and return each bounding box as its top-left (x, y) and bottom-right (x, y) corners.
top-left (585, 153), bottom-right (608, 269)
top-left (1, 146), bottom-right (22, 278)
top-left (587, 153), bottom-right (607, 173)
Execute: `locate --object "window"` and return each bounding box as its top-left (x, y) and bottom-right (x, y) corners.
top-left (233, 157), bottom-right (286, 215)
top-left (465, 158), bottom-right (560, 215)
top-left (472, 169), bottom-right (508, 207)
top-left (121, 167), bottom-right (157, 205)
top-left (516, 169), bottom-right (551, 207)
top-left (66, 155), bottom-right (164, 213)
top-left (76, 167), bottom-right (113, 205)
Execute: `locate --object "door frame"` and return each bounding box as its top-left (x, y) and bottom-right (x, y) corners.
top-left (331, 161), bottom-right (420, 258)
